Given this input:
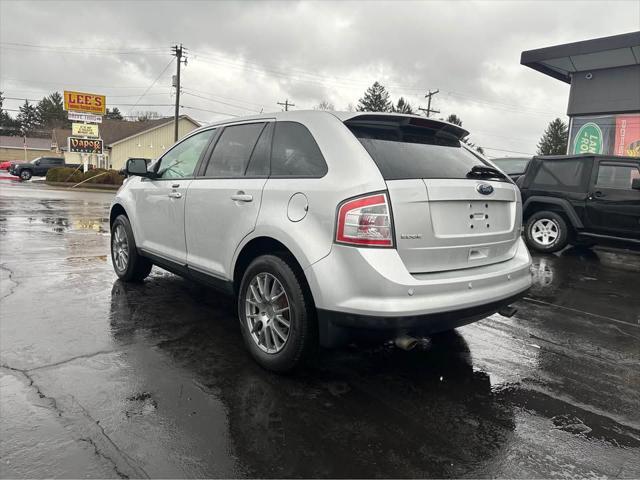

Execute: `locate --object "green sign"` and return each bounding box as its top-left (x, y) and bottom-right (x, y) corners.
top-left (573, 122), bottom-right (603, 154)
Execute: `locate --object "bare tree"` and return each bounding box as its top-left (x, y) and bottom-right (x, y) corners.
top-left (314, 100), bottom-right (335, 111)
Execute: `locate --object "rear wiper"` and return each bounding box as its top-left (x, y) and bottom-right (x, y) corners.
top-left (466, 165), bottom-right (506, 179)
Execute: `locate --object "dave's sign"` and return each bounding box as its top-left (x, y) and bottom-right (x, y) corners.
top-left (68, 137), bottom-right (103, 154)
top-left (64, 91), bottom-right (106, 115)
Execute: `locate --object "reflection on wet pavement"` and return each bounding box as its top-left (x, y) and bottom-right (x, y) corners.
top-left (1, 178), bottom-right (639, 478)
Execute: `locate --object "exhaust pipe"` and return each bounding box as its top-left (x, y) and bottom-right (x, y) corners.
top-left (394, 335), bottom-right (419, 351)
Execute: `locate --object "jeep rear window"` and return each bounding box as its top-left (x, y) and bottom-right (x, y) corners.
top-left (347, 125), bottom-right (490, 180)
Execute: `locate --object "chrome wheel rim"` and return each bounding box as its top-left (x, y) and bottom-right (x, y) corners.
top-left (531, 218), bottom-right (559, 246)
top-left (112, 224), bottom-right (129, 272)
top-left (245, 272), bottom-right (291, 354)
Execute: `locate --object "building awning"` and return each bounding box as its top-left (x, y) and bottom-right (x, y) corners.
top-left (521, 31), bottom-right (640, 83)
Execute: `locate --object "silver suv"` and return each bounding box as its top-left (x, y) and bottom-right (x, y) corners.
top-left (110, 111), bottom-right (532, 372)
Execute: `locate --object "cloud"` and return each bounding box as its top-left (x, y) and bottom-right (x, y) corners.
top-left (1, 0), bottom-right (638, 154)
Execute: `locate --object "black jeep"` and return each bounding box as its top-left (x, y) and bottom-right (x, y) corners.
top-left (519, 154), bottom-right (640, 253)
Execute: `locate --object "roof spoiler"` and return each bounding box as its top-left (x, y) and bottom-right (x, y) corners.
top-left (344, 114), bottom-right (469, 140)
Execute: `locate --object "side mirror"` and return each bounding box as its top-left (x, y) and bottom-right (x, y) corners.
top-left (35, 160), bottom-right (40, 165)
top-left (632, 178), bottom-right (640, 190)
top-left (126, 158), bottom-right (152, 178)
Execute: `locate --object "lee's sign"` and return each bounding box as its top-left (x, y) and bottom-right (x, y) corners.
top-left (68, 137), bottom-right (103, 154)
top-left (64, 91), bottom-right (106, 115)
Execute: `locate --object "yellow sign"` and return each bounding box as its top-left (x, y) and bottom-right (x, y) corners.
top-left (72, 123), bottom-right (99, 138)
top-left (64, 90), bottom-right (106, 115)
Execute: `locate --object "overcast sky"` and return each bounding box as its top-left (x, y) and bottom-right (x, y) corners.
top-left (1, 0), bottom-right (638, 157)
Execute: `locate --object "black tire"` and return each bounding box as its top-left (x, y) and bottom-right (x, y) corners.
top-left (110, 214), bottom-right (152, 282)
top-left (19, 170), bottom-right (32, 181)
top-left (525, 210), bottom-right (569, 253)
top-left (237, 254), bottom-right (317, 373)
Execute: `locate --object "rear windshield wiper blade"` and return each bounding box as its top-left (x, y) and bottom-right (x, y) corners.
top-left (466, 165), bottom-right (506, 179)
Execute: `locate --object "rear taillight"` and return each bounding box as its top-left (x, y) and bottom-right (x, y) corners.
top-left (335, 192), bottom-right (394, 247)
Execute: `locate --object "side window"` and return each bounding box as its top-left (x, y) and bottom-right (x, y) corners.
top-left (532, 160), bottom-right (585, 189)
top-left (204, 123), bottom-right (265, 177)
top-left (157, 129), bottom-right (215, 179)
top-left (596, 164), bottom-right (640, 189)
top-left (271, 122), bottom-right (327, 177)
top-left (245, 122), bottom-right (273, 177)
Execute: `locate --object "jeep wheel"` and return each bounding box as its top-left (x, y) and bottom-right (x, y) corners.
top-left (111, 214), bottom-right (152, 282)
top-left (19, 170), bottom-right (32, 181)
top-left (238, 254), bottom-right (317, 373)
top-left (525, 211), bottom-right (569, 253)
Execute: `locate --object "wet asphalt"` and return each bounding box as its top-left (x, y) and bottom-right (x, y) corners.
top-left (0, 172), bottom-right (639, 479)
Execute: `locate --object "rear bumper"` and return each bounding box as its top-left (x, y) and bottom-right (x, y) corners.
top-left (304, 237), bottom-right (532, 346)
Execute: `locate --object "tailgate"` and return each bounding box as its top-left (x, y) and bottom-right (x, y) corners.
top-left (387, 179), bottom-right (521, 273)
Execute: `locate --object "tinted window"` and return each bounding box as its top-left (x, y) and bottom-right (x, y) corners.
top-left (349, 125), bottom-right (489, 180)
top-left (158, 129), bottom-right (215, 179)
top-left (271, 122), bottom-right (327, 177)
top-left (596, 164), bottom-right (640, 189)
top-left (205, 123), bottom-right (265, 177)
top-left (532, 160), bottom-right (585, 189)
top-left (245, 122), bottom-right (272, 177)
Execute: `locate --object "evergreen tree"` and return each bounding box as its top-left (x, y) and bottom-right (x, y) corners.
top-left (446, 113), bottom-right (463, 126)
top-left (392, 97), bottom-right (414, 114)
top-left (445, 113), bottom-right (484, 154)
top-left (17, 100), bottom-right (39, 136)
top-left (36, 92), bottom-right (67, 129)
top-left (356, 82), bottom-right (392, 112)
top-left (105, 107), bottom-right (124, 120)
top-left (537, 118), bottom-right (568, 155)
top-left (0, 92), bottom-right (20, 135)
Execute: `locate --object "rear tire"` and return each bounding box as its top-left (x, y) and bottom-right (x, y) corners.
top-left (237, 254), bottom-right (317, 373)
top-left (525, 210), bottom-right (569, 253)
top-left (110, 214), bottom-right (152, 282)
top-left (19, 170), bottom-right (32, 181)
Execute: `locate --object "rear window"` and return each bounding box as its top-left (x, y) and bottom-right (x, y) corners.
top-left (348, 125), bottom-right (489, 180)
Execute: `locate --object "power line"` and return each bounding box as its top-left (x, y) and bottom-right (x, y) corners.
top-left (181, 91), bottom-right (261, 113)
top-left (481, 146), bottom-right (536, 156)
top-left (126, 58), bottom-right (174, 117)
top-left (181, 105), bottom-right (239, 117)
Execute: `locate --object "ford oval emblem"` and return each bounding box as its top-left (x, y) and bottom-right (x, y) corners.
top-left (477, 183), bottom-right (494, 195)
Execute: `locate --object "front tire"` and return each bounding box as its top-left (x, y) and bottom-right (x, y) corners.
top-left (238, 254), bottom-right (317, 373)
top-left (525, 211), bottom-right (569, 253)
top-left (19, 170), bottom-right (32, 181)
top-left (110, 215), bottom-right (152, 282)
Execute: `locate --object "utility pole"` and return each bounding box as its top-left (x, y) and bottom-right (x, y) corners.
top-left (420, 89), bottom-right (440, 117)
top-left (171, 44), bottom-right (188, 142)
top-left (277, 99), bottom-right (295, 111)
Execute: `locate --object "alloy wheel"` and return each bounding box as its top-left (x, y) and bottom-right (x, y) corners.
top-left (245, 272), bottom-right (291, 354)
top-left (531, 218), bottom-right (559, 246)
top-left (112, 224), bottom-right (129, 272)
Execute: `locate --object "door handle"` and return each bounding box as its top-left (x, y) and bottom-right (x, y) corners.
top-left (231, 192), bottom-right (253, 202)
top-left (594, 191), bottom-right (605, 198)
top-left (168, 191), bottom-right (183, 199)
top-left (171, 183), bottom-right (180, 188)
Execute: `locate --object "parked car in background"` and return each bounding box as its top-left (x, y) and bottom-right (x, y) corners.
top-left (110, 111), bottom-right (532, 372)
top-left (519, 154), bottom-right (640, 253)
top-left (9, 157), bottom-right (84, 180)
top-left (491, 157), bottom-right (531, 181)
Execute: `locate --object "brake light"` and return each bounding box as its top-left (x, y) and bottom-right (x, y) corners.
top-left (335, 192), bottom-right (394, 247)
